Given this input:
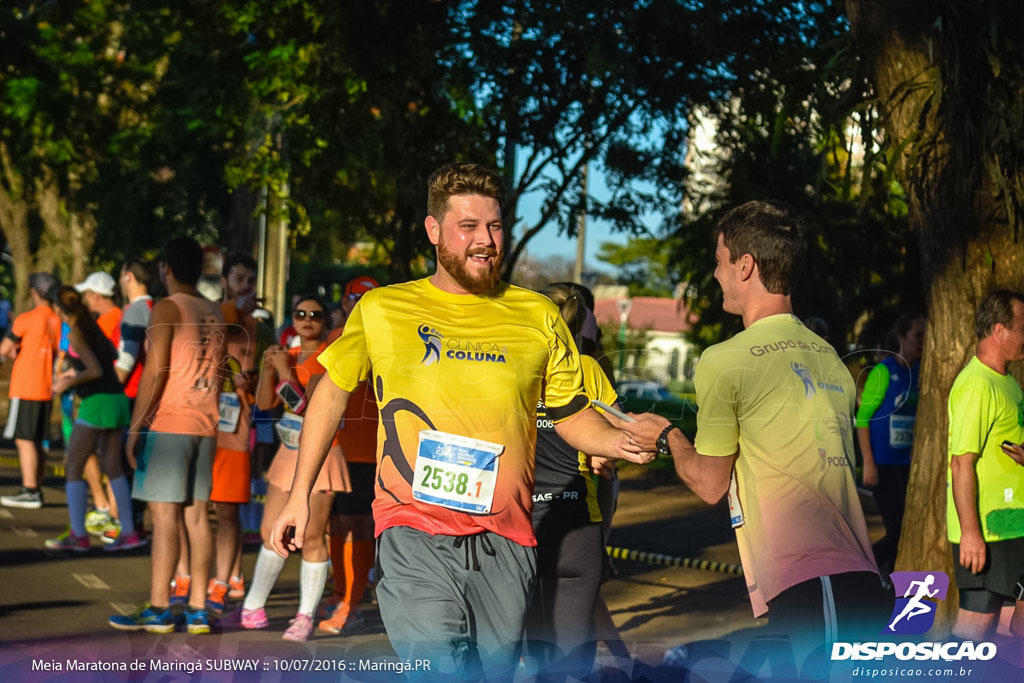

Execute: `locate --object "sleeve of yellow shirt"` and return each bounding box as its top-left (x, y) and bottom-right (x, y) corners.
top-left (948, 380), bottom-right (991, 457)
top-left (693, 348), bottom-right (740, 457)
top-left (582, 355), bottom-right (618, 406)
top-left (318, 299), bottom-right (371, 393)
top-left (542, 307), bottom-right (589, 423)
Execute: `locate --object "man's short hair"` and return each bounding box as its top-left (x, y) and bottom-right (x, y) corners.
top-left (161, 237), bottom-right (204, 287)
top-left (426, 163), bottom-right (506, 222)
top-left (714, 200), bottom-right (806, 296)
top-left (975, 290), bottom-right (1024, 339)
top-left (222, 252), bottom-right (258, 278)
top-left (29, 272), bottom-right (59, 301)
top-left (123, 257), bottom-right (153, 291)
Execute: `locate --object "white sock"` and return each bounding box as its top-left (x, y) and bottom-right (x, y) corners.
top-left (242, 546), bottom-right (286, 611)
top-left (298, 560), bottom-right (329, 617)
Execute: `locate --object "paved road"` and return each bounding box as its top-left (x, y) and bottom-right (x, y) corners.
top-left (0, 453), bottom-right (883, 679)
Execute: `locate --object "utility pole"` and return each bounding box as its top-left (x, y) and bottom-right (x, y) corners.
top-left (572, 162), bottom-right (588, 284)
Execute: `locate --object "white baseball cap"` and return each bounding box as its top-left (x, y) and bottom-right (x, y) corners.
top-left (75, 271), bottom-right (117, 297)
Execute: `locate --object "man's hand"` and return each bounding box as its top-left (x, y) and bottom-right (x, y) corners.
top-left (125, 431), bottom-right (140, 470)
top-left (588, 455), bottom-right (617, 479)
top-left (612, 428), bottom-right (656, 464)
top-left (959, 529), bottom-right (987, 574)
top-left (863, 461), bottom-right (879, 487)
top-left (235, 292), bottom-right (258, 318)
top-left (271, 492), bottom-right (309, 559)
top-left (1001, 441), bottom-right (1024, 466)
top-left (607, 412), bottom-right (671, 452)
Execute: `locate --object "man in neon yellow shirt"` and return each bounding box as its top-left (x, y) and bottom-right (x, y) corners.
top-left (617, 200), bottom-right (887, 648)
top-left (947, 290), bottom-right (1024, 640)
top-left (269, 163), bottom-right (654, 676)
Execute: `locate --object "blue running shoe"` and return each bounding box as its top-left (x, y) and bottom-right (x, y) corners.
top-left (108, 603), bottom-right (174, 633)
top-left (186, 606), bottom-right (211, 635)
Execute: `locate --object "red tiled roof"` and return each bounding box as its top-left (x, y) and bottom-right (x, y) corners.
top-left (594, 297), bottom-right (697, 333)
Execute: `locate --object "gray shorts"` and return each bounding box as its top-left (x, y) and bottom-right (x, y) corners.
top-left (132, 431), bottom-right (215, 503)
top-left (376, 526), bottom-right (537, 678)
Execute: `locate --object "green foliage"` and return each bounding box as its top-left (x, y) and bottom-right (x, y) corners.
top-left (595, 237), bottom-right (675, 298)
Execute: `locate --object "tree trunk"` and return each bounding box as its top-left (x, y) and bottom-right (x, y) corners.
top-left (34, 165), bottom-right (96, 284)
top-left (847, 0), bottom-right (1024, 633)
top-left (0, 143), bottom-right (33, 311)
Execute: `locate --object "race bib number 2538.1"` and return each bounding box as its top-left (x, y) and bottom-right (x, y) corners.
top-left (413, 430), bottom-right (504, 514)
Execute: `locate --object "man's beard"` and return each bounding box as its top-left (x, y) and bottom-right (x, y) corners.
top-left (437, 237), bottom-right (503, 294)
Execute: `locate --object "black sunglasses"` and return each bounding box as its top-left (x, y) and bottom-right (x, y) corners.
top-left (293, 309), bottom-right (325, 320)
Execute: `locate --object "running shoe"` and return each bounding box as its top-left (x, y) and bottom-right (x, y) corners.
top-left (318, 604), bottom-right (364, 635)
top-left (228, 574), bottom-right (245, 599)
top-left (44, 528), bottom-right (90, 552)
top-left (317, 596), bottom-right (340, 620)
top-left (1, 487), bottom-right (43, 509)
top-left (84, 508), bottom-right (112, 536)
top-left (206, 579), bottom-right (230, 612)
top-left (240, 607), bottom-right (269, 630)
top-left (104, 530), bottom-right (148, 552)
top-left (282, 612), bottom-right (314, 642)
top-left (108, 603), bottom-right (174, 633)
top-left (170, 574), bottom-right (191, 606)
top-left (185, 606), bottom-right (211, 635)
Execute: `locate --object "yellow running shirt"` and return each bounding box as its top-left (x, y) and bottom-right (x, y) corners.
top-left (694, 314), bottom-right (876, 616)
top-left (318, 278), bottom-right (589, 546)
top-left (946, 356), bottom-right (1024, 543)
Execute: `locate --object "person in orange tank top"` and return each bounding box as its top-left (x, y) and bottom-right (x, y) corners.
top-left (108, 237), bottom-right (226, 636)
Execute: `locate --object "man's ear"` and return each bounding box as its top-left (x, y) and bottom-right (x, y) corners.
top-left (738, 253), bottom-right (756, 282)
top-left (425, 215), bottom-right (440, 246)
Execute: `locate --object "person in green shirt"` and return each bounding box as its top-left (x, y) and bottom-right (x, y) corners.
top-left (947, 290), bottom-right (1024, 640)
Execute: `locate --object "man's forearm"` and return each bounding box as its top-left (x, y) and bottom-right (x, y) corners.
top-left (857, 427), bottom-right (876, 468)
top-left (291, 378), bottom-right (351, 497)
top-left (668, 430), bottom-right (733, 504)
top-left (951, 454), bottom-right (983, 538)
top-left (555, 408), bottom-right (622, 459)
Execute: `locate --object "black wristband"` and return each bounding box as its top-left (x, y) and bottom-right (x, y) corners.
top-left (656, 424), bottom-right (679, 457)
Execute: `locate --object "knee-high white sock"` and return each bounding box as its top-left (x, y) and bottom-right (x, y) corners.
top-left (298, 560), bottom-right (329, 617)
top-left (243, 546), bottom-right (287, 611)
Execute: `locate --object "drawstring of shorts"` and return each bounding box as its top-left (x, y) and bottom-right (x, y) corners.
top-left (452, 533), bottom-right (496, 571)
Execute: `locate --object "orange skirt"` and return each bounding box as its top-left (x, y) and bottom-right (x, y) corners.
top-left (266, 442), bottom-right (351, 494)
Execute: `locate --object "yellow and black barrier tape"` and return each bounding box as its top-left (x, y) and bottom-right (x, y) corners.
top-left (606, 546), bottom-right (743, 575)
top-left (0, 456), bottom-right (65, 477)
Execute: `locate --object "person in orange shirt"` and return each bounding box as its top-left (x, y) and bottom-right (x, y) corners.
top-left (0, 273), bottom-right (61, 509)
top-left (108, 237), bottom-right (226, 635)
top-left (204, 253), bottom-right (273, 612)
top-left (318, 276), bottom-right (380, 636)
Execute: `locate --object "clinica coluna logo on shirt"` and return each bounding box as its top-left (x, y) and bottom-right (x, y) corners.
top-left (444, 338), bottom-right (507, 364)
top-left (417, 324), bottom-right (508, 365)
top-left (418, 324), bottom-right (443, 366)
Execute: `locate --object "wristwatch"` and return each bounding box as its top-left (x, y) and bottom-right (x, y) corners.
top-left (656, 424), bottom-right (680, 457)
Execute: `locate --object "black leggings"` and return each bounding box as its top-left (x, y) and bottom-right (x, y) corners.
top-left (65, 424), bottom-right (126, 482)
top-left (525, 522), bottom-right (604, 677)
top-left (872, 464), bottom-right (909, 574)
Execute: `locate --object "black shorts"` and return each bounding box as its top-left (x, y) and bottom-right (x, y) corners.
top-left (952, 536), bottom-right (1024, 612)
top-left (3, 398), bottom-right (52, 443)
top-left (767, 571), bottom-right (893, 645)
top-left (330, 462), bottom-right (375, 515)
